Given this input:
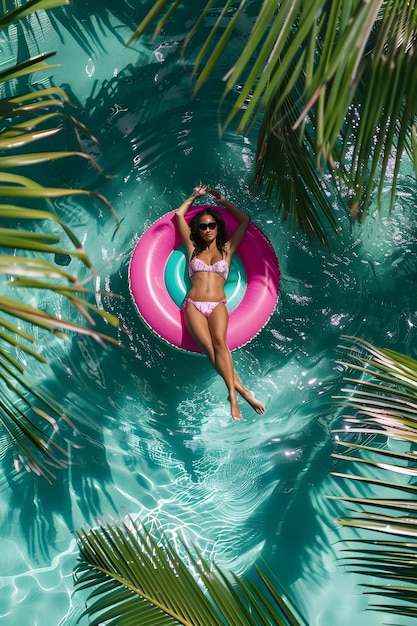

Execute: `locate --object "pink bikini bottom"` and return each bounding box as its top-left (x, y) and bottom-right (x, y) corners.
top-left (181, 297), bottom-right (227, 319)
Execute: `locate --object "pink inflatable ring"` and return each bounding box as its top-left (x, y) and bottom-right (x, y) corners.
top-left (129, 205), bottom-right (280, 353)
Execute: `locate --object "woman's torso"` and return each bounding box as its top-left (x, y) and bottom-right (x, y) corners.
top-left (187, 247), bottom-right (230, 302)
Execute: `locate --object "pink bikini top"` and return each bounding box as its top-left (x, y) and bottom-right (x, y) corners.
top-left (189, 253), bottom-right (229, 280)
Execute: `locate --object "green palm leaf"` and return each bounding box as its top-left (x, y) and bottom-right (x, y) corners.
top-left (0, 0), bottom-right (70, 28)
top-left (74, 515), bottom-right (306, 626)
top-left (329, 336), bottom-right (417, 619)
top-left (132, 1), bottom-right (417, 239)
top-left (0, 0), bottom-right (120, 477)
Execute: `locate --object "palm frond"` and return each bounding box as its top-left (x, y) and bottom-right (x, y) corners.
top-left (329, 336), bottom-right (417, 619)
top-left (0, 0), bottom-right (120, 477)
top-left (251, 88), bottom-right (340, 245)
top-left (132, 1), bottom-right (417, 238)
top-left (74, 514), bottom-right (306, 626)
top-left (0, 0), bottom-right (71, 29)
top-left (0, 373), bottom-right (71, 482)
top-left (0, 0), bottom-right (71, 28)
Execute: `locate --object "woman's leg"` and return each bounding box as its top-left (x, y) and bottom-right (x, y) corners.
top-left (226, 357), bottom-right (265, 415)
top-left (207, 304), bottom-right (242, 420)
top-left (184, 302), bottom-right (241, 420)
top-left (184, 302), bottom-right (265, 416)
top-left (207, 308), bottom-right (265, 415)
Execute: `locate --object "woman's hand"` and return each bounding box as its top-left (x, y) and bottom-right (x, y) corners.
top-left (192, 183), bottom-right (209, 198)
top-left (209, 188), bottom-right (227, 204)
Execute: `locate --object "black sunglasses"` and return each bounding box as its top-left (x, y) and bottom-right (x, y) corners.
top-left (198, 222), bottom-right (217, 231)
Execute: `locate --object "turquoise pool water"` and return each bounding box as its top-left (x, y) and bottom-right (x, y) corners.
top-left (1, 3), bottom-right (417, 625)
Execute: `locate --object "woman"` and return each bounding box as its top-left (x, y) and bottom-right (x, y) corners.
top-left (176, 184), bottom-right (265, 420)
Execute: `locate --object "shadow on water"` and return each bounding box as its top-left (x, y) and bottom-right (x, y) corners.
top-left (30, 1), bottom-right (150, 56)
top-left (256, 420), bottom-right (335, 584)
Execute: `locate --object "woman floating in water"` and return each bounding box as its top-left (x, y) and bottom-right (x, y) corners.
top-left (176, 184), bottom-right (265, 420)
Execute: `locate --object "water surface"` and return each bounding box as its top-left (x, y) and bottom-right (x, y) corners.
top-left (1, 3), bottom-right (417, 625)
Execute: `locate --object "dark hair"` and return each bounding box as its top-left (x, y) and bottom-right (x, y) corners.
top-left (189, 208), bottom-right (227, 256)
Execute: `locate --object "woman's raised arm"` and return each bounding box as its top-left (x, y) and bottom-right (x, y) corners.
top-left (209, 189), bottom-right (251, 256)
top-left (175, 184), bottom-right (208, 256)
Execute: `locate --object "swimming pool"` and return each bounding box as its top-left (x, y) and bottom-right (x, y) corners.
top-left (1, 3), bottom-right (417, 625)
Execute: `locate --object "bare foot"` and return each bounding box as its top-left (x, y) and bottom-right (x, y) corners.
top-left (241, 389), bottom-right (265, 415)
top-left (229, 396), bottom-right (242, 421)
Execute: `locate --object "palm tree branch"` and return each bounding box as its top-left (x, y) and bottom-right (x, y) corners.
top-left (0, 0), bottom-right (70, 29)
top-left (328, 335), bottom-right (417, 617)
top-left (133, 1), bottom-right (417, 238)
top-left (74, 515), bottom-right (304, 626)
top-left (0, 206), bottom-right (84, 250)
